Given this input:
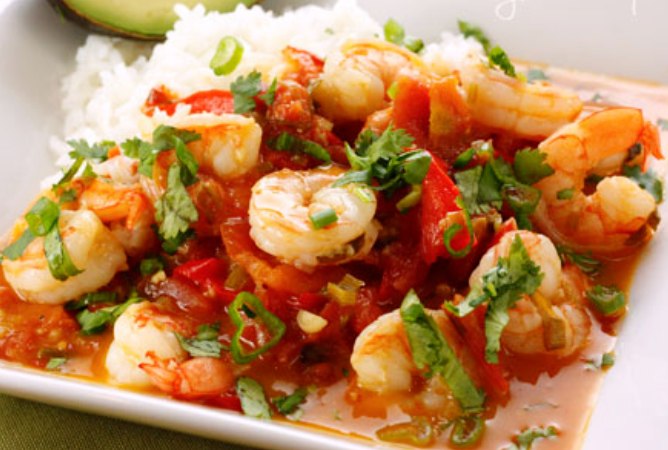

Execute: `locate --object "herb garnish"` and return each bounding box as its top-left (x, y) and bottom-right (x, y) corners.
top-left (175, 323), bottom-right (225, 358)
top-left (505, 425), bottom-right (558, 450)
top-left (556, 245), bottom-right (601, 276)
top-left (622, 164), bottom-right (663, 202)
top-left (75, 291), bottom-right (142, 335)
top-left (383, 18), bottom-right (424, 53)
top-left (401, 290), bottom-right (485, 411)
top-left (236, 376), bottom-right (272, 420)
top-left (272, 387), bottom-right (309, 415)
top-left (268, 132), bottom-right (331, 163)
top-left (230, 71), bottom-right (277, 113)
top-left (586, 285), bottom-right (626, 316)
top-left (445, 235), bottom-right (544, 363)
top-left (526, 68), bottom-right (549, 83)
top-left (457, 20), bottom-right (517, 77)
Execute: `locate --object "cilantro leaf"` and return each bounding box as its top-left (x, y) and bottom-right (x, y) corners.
top-left (335, 127), bottom-right (431, 199)
top-left (76, 293), bottom-right (142, 335)
top-left (384, 18), bottom-right (424, 53)
top-left (556, 245), bottom-right (601, 276)
top-left (446, 235), bottom-right (543, 363)
top-left (67, 139), bottom-right (114, 162)
top-left (268, 132), bottom-right (331, 163)
top-left (231, 70), bottom-right (263, 114)
top-left (489, 46), bottom-right (516, 78)
top-left (155, 164), bottom-right (199, 241)
top-left (44, 222), bottom-right (83, 281)
top-left (121, 137), bottom-right (155, 177)
top-left (259, 78), bottom-right (278, 106)
top-left (139, 257), bottom-right (164, 276)
top-left (46, 357), bottom-right (67, 370)
top-left (272, 387), bottom-right (308, 415)
top-left (175, 323), bottom-right (225, 358)
top-left (401, 290), bottom-right (485, 411)
top-left (513, 148), bottom-right (554, 185)
top-left (65, 291), bottom-right (117, 311)
top-left (622, 164), bottom-right (663, 202)
top-left (236, 376), bottom-right (272, 420)
top-left (506, 426), bottom-right (558, 450)
top-left (457, 20), bottom-right (492, 53)
top-left (152, 125), bottom-right (200, 151)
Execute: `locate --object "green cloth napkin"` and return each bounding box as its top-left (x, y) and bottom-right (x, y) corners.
top-left (0, 394), bottom-right (253, 449)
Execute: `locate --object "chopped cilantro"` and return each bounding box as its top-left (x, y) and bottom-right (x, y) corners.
top-left (236, 376), bottom-right (272, 420)
top-left (383, 18), bottom-right (424, 53)
top-left (268, 132), bottom-right (331, 163)
top-left (58, 189), bottom-right (77, 204)
top-left (445, 235), bottom-right (544, 363)
top-left (601, 351), bottom-right (615, 369)
top-left (453, 147), bottom-right (476, 169)
top-left (155, 164), bottom-right (199, 242)
top-left (76, 292), bottom-right (142, 335)
top-left (488, 46), bottom-right (516, 77)
top-left (335, 127), bottom-right (431, 198)
top-left (231, 70), bottom-right (262, 114)
top-left (556, 245), bottom-right (601, 276)
top-left (401, 290), bottom-right (485, 411)
top-left (622, 164), bottom-right (663, 202)
top-left (67, 139), bottom-right (114, 162)
top-left (259, 78), bottom-right (278, 106)
top-left (457, 20), bottom-right (492, 53)
top-left (65, 291), bottom-right (117, 311)
top-left (272, 387), bottom-right (309, 415)
top-left (175, 323), bottom-right (225, 358)
top-left (506, 426), bottom-right (558, 450)
top-left (513, 148), bottom-right (554, 185)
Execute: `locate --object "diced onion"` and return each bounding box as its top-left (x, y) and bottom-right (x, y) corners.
top-left (296, 310), bottom-right (328, 334)
top-left (327, 274), bottom-right (365, 306)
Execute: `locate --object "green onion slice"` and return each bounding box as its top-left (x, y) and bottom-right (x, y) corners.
top-left (210, 36), bottom-right (244, 76)
top-left (229, 292), bottom-right (286, 364)
top-left (450, 415), bottom-right (485, 448)
top-left (309, 208), bottom-right (338, 230)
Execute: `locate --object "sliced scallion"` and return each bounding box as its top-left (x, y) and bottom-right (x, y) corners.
top-left (309, 208), bottom-right (338, 230)
top-left (210, 36), bottom-right (244, 76)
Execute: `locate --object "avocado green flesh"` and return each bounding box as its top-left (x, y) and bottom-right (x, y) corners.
top-left (56, 0), bottom-right (258, 39)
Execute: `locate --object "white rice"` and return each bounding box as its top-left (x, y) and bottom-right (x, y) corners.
top-left (50, 0), bottom-right (481, 176)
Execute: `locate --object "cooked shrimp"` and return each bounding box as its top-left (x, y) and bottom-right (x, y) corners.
top-left (2, 210), bottom-right (127, 305)
top-left (105, 301), bottom-right (188, 387)
top-left (150, 112), bottom-right (262, 180)
top-left (248, 166), bottom-right (379, 269)
top-left (351, 309), bottom-right (468, 418)
top-left (470, 230), bottom-right (591, 357)
top-left (312, 39), bottom-right (426, 122)
top-left (140, 355), bottom-right (234, 400)
top-left (532, 108), bottom-right (660, 256)
top-left (79, 179), bottom-right (155, 259)
top-left (458, 56), bottom-right (582, 139)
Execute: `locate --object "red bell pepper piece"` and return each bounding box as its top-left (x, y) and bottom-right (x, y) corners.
top-left (420, 153), bottom-right (472, 264)
top-left (173, 258), bottom-right (237, 304)
top-left (145, 88), bottom-right (235, 116)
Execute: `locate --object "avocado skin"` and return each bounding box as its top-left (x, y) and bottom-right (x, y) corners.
top-left (47, 0), bottom-right (260, 41)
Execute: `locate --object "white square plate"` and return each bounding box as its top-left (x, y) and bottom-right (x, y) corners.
top-left (0, 1), bottom-right (666, 449)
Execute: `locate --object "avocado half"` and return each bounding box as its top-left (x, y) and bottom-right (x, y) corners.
top-left (48, 0), bottom-right (260, 40)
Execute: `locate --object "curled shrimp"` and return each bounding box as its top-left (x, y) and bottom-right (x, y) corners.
top-left (532, 108), bottom-right (661, 256)
top-left (148, 112), bottom-right (262, 180)
top-left (76, 152), bottom-right (157, 257)
top-left (312, 39), bottom-right (426, 122)
top-left (105, 301), bottom-right (188, 387)
top-left (470, 230), bottom-right (591, 358)
top-left (140, 355), bottom-right (234, 400)
top-left (248, 166), bottom-right (379, 270)
top-left (2, 209), bottom-right (127, 305)
top-left (458, 56), bottom-right (582, 139)
top-left (350, 309), bottom-right (471, 418)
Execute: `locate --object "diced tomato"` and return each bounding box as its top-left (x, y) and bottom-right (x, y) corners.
top-left (287, 292), bottom-right (328, 312)
top-left (282, 46), bottom-right (324, 86)
top-left (172, 257), bottom-right (238, 305)
top-left (145, 88), bottom-right (235, 116)
top-left (208, 390), bottom-right (243, 412)
top-left (352, 287), bottom-right (384, 335)
top-left (391, 74), bottom-right (431, 147)
top-left (420, 153), bottom-right (472, 264)
top-left (488, 218), bottom-right (519, 248)
top-left (428, 75), bottom-right (472, 158)
top-left (379, 239), bottom-right (428, 305)
top-left (454, 307), bottom-right (510, 399)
